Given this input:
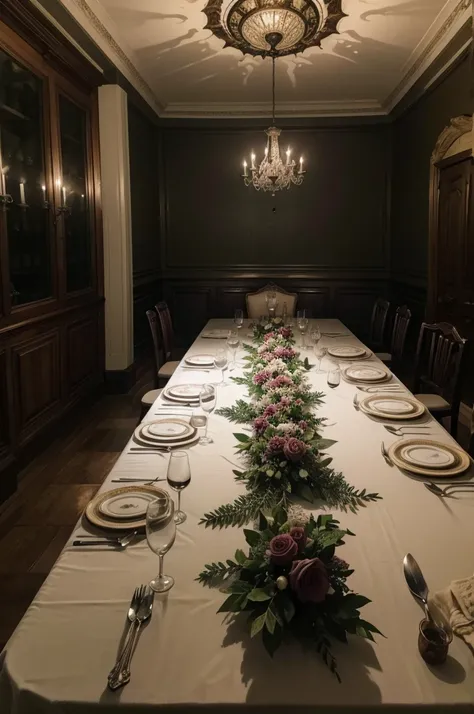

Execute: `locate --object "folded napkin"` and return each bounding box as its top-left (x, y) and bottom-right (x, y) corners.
top-left (201, 329), bottom-right (229, 339)
top-left (432, 575), bottom-right (474, 651)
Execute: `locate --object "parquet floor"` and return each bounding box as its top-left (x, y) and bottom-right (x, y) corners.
top-left (0, 363), bottom-right (153, 651)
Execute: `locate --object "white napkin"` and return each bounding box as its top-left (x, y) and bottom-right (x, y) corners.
top-left (432, 575), bottom-right (474, 651)
top-left (201, 329), bottom-right (229, 339)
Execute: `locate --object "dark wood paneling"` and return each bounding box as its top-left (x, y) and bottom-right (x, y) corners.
top-left (133, 275), bottom-right (161, 351)
top-left (0, 350), bottom-right (9, 453)
top-left (13, 331), bottom-right (61, 442)
top-left (161, 126), bottom-right (391, 274)
top-left (67, 316), bottom-right (98, 392)
top-left (164, 277), bottom-right (388, 346)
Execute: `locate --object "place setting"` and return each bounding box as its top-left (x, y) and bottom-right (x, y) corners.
top-left (327, 344), bottom-right (373, 361)
top-left (131, 416), bottom-right (200, 453)
top-left (355, 393), bottom-right (426, 421)
top-left (342, 363), bottom-right (397, 388)
top-left (386, 438), bottom-right (471, 480)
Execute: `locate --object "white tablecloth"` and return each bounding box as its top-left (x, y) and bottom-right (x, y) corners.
top-left (1, 319), bottom-right (474, 713)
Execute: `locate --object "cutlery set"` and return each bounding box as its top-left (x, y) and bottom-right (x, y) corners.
top-left (108, 585), bottom-right (154, 690)
top-left (73, 531), bottom-right (138, 548)
top-left (424, 481), bottom-right (474, 497)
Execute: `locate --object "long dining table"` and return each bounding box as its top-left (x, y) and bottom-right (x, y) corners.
top-left (1, 318), bottom-right (474, 714)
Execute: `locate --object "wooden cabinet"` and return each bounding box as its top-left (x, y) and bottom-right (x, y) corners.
top-left (0, 6), bottom-right (104, 499)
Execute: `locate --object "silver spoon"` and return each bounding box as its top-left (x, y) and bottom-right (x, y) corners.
top-left (353, 394), bottom-right (359, 411)
top-left (381, 441), bottom-right (393, 466)
top-left (385, 425), bottom-right (433, 436)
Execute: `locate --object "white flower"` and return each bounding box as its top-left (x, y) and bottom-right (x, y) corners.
top-left (276, 422), bottom-right (296, 433)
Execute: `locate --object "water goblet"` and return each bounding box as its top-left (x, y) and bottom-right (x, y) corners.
top-left (227, 330), bottom-right (240, 370)
top-left (167, 450), bottom-right (191, 525)
top-left (214, 348), bottom-right (228, 385)
top-left (297, 310), bottom-right (309, 348)
top-left (199, 383), bottom-right (216, 445)
top-left (327, 361), bottom-right (341, 389)
top-left (146, 494), bottom-right (176, 593)
top-left (314, 345), bottom-right (328, 373)
top-left (234, 309), bottom-right (244, 331)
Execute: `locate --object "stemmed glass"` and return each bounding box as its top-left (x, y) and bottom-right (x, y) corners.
top-left (309, 325), bottom-right (321, 348)
top-left (314, 345), bottom-right (328, 373)
top-left (214, 348), bottom-right (228, 385)
top-left (234, 309), bottom-right (244, 332)
top-left (266, 291), bottom-right (277, 318)
top-left (167, 450), bottom-right (191, 525)
top-left (198, 383), bottom-right (216, 445)
top-left (146, 495), bottom-right (176, 593)
top-left (297, 310), bottom-right (309, 348)
top-left (227, 330), bottom-right (240, 370)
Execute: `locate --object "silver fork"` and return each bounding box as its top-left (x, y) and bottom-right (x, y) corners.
top-left (381, 441), bottom-right (393, 466)
top-left (108, 585), bottom-right (145, 682)
top-left (353, 394), bottom-right (359, 411)
top-left (424, 481), bottom-right (474, 497)
top-left (108, 586), bottom-right (154, 690)
top-left (384, 425), bottom-right (433, 436)
top-left (73, 531), bottom-right (137, 548)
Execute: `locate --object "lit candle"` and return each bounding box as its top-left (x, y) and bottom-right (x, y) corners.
top-left (265, 146), bottom-right (268, 157)
top-left (286, 148), bottom-right (291, 165)
top-left (243, 160), bottom-right (248, 177)
top-left (62, 185), bottom-right (67, 206)
top-left (41, 185), bottom-right (46, 202)
top-left (299, 156), bottom-right (304, 173)
top-left (251, 152), bottom-right (256, 170)
top-left (19, 181), bottom-right (26, 205)
top-left (81, 193), bottom-right (85, 210)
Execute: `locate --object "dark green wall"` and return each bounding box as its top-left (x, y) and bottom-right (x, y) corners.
top-left (391, 54), bottom-right (472, 287)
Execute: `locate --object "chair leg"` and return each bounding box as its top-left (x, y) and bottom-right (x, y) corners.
top-left (450, 407), bottom-right (459, 439)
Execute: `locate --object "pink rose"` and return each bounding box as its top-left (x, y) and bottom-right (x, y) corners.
top-left (263, 405), bottom-right (277, 417)
top-left (279, 327), bottom-right (292, 339)
top-left (289, 558), bottom-right (330, 603)
top-left (254, 417), bottom-right (269, 434)
top-left (269, 534), bottom-right (298, 565)
top-left (283, 437), bottom-right (307, 462)
top-left (298, 420), bottom-right (308, 431)
top-left (264, 332), bottom-right (276, 342)
top-left (266, 435), bottom-right (286, 455)
top-left (253, 370), bottom-right (270, 385)
top-left (289, 526), bottom-right (307, 551)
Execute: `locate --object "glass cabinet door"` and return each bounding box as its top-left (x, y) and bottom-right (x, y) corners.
top-left (58, 94), bottom-right (92, 293)
top-left (0, 49), bottom-right (51, 307)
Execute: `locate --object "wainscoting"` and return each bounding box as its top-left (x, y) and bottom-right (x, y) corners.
top-left (162, 272), bottom-right (390, 347)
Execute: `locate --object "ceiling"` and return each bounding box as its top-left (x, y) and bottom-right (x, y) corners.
top-left (59, 0), bottom-right (472, 116)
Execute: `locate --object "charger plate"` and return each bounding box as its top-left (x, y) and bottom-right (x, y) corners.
top-left (387, 439), bottom-right (470, 478)
top-left (359, 394), bottom-right (425, 420)
top-left (85, 485), bottom-right (168, 530)
top-left (343, 365), bottom-right (391, 383)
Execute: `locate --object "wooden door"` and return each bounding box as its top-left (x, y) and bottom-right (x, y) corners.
top-left (436, 155), bottom-right (472, 331)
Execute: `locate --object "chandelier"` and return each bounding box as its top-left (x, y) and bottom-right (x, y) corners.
top-left (203, 0), bottom-right (347, 59)
top-left (242, 48), bottom-right (305, 195)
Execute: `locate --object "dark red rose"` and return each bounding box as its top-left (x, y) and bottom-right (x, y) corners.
top-left (289, 558), bottom-right (330, 603)
top-left (268, 534), bottom-right (298, 565)
top-left (283, 437), bottom-right (307, 462)
top-left (289, 526), bottom-right (307, 551)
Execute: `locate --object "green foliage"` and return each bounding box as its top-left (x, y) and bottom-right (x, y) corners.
top-left (216, 400), bottom-right (256, 424)
top-left (199, 490), bottom-right (280, 529)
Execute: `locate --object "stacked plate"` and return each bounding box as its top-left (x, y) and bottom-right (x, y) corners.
top-left (342, 364), bottom-right (391, 384)
top-left (185, 354), bottom-right (214, 367)
top-left (358, 394), bottom-right (426, 420)
top-left (388, 438), bottom-right (470, 477)
top-left (134, 418), bottom-right (199, 449)
top-left (162, 384), bottom-right (202, 406)
top-left (327, 345), bottom-right (371, 361)
top-left (85, 485), bottom-right (168, 530)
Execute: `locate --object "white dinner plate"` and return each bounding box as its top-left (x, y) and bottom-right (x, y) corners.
top-left (388, 439), bottom-right (470, 478)
top-left (327, 345), bottom-right (366, 359)
top-left (99, 490), bottom-right (157, 520)
top-left (134, 424), bottom-right (199, 449)
top-left (85, 486), bottom-right (168, 531)
top-left (143, 419), bottom-right (195, 442)
top-left (369, 398), bottom-right (416, 415)
top-left (359, 394), bottom-right (426, 420)
top-left (185, 354), bottom-right (215, 367)
top-left (166, 384), bottom-right (202, 400)
top-left (399, 444), bottom-right (456, 469)
top-left (344, 365), bottom-right (389, 382)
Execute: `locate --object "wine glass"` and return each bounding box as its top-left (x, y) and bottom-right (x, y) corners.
top-left (234, 309), bottom-right (244, 332)
top-left (297, 310), bottom-right (309, 348)
top-left (146, 494), bottom-right (176, 593)
top-left (327, 361), bottom-right (341, 388)
top-left (167, 450), bottom-right (191, 525)
top-left (227, 330), bottom-right (240, 370)
top-left (309, 325), bottom-right (321, 348)
top-left (314, 345), bottom-right (328, 373)
top-left (199, 383), bottom-right (216, 444)
top-left (214, 348), bottom-right (228, 385)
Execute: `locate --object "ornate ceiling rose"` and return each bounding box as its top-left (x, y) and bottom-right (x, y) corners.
top-left (203, 0), bottom-right (347, 58)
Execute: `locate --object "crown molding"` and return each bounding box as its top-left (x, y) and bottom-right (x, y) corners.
top-left (160, 100), bottom-right (386, 119)
top-left (383, 0), bottom-right (472, 113)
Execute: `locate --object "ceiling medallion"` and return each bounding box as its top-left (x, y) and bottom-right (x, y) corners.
top-left (203, 0), bottom-right (347, 58)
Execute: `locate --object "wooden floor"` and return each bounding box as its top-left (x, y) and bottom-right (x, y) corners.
top-left (0, 364), bottom-right (153, 651)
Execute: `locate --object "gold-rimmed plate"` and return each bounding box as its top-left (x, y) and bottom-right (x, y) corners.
top-left (343, 365), bottom-right (391, 383)
top-left (359, 394), bottom-right (425, 420)
top-left (388, 439), bottom-right (470, 478)
top-left (327, 345), bottom-right (367, 359)
top-left (85, 485), bottom-right (168, 530)
top-left (142, 418), bottom-right (195, 442)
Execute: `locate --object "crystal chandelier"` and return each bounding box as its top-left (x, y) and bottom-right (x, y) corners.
top-left (242, 45), bottom-right (305, 195)
top-left (203, 1), bottom-right (347, 59)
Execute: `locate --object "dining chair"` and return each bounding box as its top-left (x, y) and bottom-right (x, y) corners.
top-left (140, 388), bottom-right (162, 421)
top-left (375, 305), bottom-right (412, 365)
top-left (413, 321), bottom-right (469, 438)
top-left (369, 297), bottom-right (390, 350)
top-left (246, 284), bottom-right (297, 319)
top-left (146, 308), bottom-right (179, 387)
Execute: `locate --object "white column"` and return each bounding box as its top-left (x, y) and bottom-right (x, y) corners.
top-left (98, 84), bottom-right (134, 372)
